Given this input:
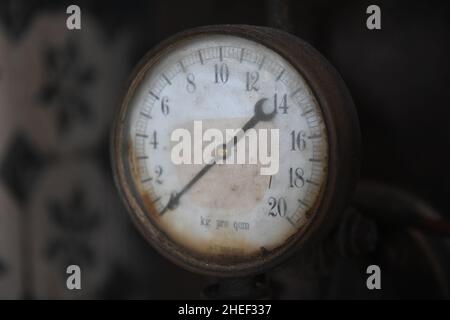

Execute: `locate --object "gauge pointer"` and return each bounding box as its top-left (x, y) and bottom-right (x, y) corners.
top-left (160, 98), bottom-right (276, 215)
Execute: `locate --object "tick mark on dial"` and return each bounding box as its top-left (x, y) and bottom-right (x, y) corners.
top-left (140, 112), bottom-right (151, 119)
top-left (306, 179), bottom-right (319, 186)
top-left (137, 155), bottom-right (148, 160)
top-left (290, 88), bottom-right (302, 97)
top-left (162, 73), bottom-right (171, 85)
top-left (298, 199), bottom-right (309, 207)
top-left (286, 217), bottom-right (296, 227)
top-left (307, 134), bottom-right (322, 139)
top-left (198, 50), bottom-right (204, 65)
top-left (179, 60), bottom-right (186, 72)
top-left (309, 158), bottom-right (321, 163)
top-left (276, 69), bottom-right (285, 81)
top-left (136, 133), bottom-right (148, 138)
top-left (239, 48), bottom-right (245, 63)
top-left (268, 175), bottom-right (273, 189)
top-left (141, 177), bottom-right (152, 183)
top-left (219, 46), bottom-right (223, 62)
top-left (149, 91), bottom-right (160, 100)
top-left (258, 56), bottom-right (266, 70)
top-left (301, 109), bottom-right (314, 116)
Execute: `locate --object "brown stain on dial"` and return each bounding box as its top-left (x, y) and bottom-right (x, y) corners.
top-left (127, 116), bottom-right (296, 265)
top-left (129, 141), bottom-right (161, 220)
top-left (128, 140), bottom-right (261, 261)
top-left (172, 117), bottom-right (274, 211)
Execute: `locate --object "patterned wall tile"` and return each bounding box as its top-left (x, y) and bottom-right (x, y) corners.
top-left (0, 13), bottom-right (129, 155)
top-left (29, 160), bottom-right (143, 298)
top-left (0, 186), bottom-right (23, 299)
top-left (0, 27), bottom-right (23, 299)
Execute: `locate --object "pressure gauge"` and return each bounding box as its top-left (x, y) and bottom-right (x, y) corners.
top-left (112, 25), bottom-right (360, 276)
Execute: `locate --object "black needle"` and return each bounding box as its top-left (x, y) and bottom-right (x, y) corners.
top-left (160, 98), bottom-right (276, 215)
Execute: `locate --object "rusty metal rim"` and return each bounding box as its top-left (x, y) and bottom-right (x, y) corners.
top-left (111, 25), bottom-right (361, 277)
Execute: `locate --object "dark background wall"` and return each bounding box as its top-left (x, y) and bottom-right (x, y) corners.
top-left (0, 0), bottom-right (449, 299)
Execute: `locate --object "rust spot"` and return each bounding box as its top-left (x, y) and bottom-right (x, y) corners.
top-left (141, 191), bottom-right (161, 219)
top-left (129, 141), bottom-right (160, 220)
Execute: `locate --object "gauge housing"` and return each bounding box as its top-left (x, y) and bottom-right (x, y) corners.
top-left (112, 25), bottom-right (360, 277)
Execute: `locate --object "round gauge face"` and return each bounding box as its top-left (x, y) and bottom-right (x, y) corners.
top-left (112, 26), bottom-right (353, 276)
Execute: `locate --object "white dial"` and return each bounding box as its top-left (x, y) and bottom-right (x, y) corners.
top-left (125, 34), bottom-right (328, 260)
top-left (109, 23), bottom-right (362, 277)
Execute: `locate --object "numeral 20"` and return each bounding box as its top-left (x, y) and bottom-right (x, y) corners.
top-left (268, 197), bottom-right (287, 217)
